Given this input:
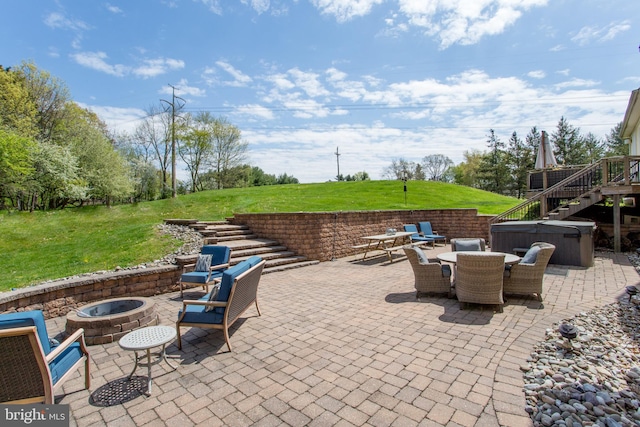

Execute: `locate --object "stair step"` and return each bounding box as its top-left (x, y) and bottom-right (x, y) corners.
top-left (265, 256), bottom-right (311, 267)
top-left (217, 229), bottom-right (254, 237)
top-left (206, 224), bottom-right (249, 232)
top-left (217, 234), bottom-right (259, 242)
top-left (232, 251), bottom-right (297, 264)
top-left (264, 260), bottom-right (320, 274)
top-left (231, 246), bottom-right (288, 257)
top-left (225, 239), bottom-right (282, 251)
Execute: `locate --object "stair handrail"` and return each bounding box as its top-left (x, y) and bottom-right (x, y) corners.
top-left (491, 160), bottom-right (603, 224)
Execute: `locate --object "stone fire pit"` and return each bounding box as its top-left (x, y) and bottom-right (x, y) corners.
top-left (66, 297), bottom-right (157, 345)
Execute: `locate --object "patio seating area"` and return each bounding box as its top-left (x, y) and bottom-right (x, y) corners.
top-left (39, 246), bottom-right (638, 426)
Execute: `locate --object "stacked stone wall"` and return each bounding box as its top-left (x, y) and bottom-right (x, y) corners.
top-left (231, 209), bottom-right (493, 261)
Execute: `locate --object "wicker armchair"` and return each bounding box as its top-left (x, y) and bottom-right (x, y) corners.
top-left (0, 310), bottom-right (90, 404)
top-left (503, 242), bottom-right (555, 301)
top-left (403, 247), bottom-right (452, 297)
top-left (450, 238), bottom-right (486, 252)
top-left (455, 253), bottom-right (505, 312)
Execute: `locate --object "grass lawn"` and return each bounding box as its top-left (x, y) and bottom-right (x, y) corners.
top-left (0, 180), bottom-right (519, 291)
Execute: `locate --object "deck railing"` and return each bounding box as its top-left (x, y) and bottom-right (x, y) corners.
top-left (491, 156), bottom-right (640, 224)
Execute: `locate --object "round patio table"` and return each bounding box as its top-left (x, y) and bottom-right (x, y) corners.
top-left (437, 251), bottom-right (521, 265)
top-left (119, 325), bottom-right (178, 395)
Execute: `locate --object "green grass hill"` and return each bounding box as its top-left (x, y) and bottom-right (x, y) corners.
top-left (0, 180), bottom-right (519, 291)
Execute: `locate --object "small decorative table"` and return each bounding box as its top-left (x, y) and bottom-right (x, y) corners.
top-left (119, 325), bottom-right (178, 395)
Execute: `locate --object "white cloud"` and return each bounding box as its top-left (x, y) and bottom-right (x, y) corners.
top-left (554, 78), bottom-right (599, 90)
top-left (288, 68), bottom-right (331, 98)
top-left (71, 52), bottom-right (184, 78)
top-left (105, 4), bottom-right (123, 14)
top-left (133, 57), bottom-right (185, 78)
top-left (528, 70), bottom-right (545, 79)
top-left (571, 21), bottom-right (631, 46)
top-left (158, 79), bottom-right (206, 97)
top-left (197, 0), bottom-right (222, 14)
top-left (310, 0), bottom-right (384, 23)
top-left (70, 51), bottom-right (128, 77)
top-left (215, 61), bottom-right (253, 87)
top-left (81, 104), bottom-right (146, 133)
top-left (44, 12), bottom-right (90, 31)
top-left (235, 104), bottom-right (275, 120)
top-left (394, 0), bottom-right (548, 48)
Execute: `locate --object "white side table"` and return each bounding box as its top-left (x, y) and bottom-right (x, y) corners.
top-left (119, 325), bottom-right (178, 395)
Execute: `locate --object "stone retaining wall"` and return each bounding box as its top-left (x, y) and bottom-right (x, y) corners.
top-left (2, 209), bottom-right (493, 318)
top-left (231, 209), bottom-right (493, 261)
top-left (0, 266), bottom-right (180, 319)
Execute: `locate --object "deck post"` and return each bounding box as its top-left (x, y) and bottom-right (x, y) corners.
top-left (613, 194), bottom-right (621, 253)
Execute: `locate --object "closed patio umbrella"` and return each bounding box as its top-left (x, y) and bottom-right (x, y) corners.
top-left (535, 130), bottom-right (557, 169)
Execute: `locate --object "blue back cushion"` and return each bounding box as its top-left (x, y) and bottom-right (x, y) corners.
top-left (0, 310), bottom-right (51, 355)
top-left (455, 239), bottom-right (481, 252)
top-left (419, 222), bottom-right (434, 235)
top-left (403, 224), bottom-right (419, 237)
top-left (521, 245), bottom-right (541, 264)
top-left (201, 245), bottom-right (231, 271)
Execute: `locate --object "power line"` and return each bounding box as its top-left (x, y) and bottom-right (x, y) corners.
top-left (160, 84), bottom-right (185, 198)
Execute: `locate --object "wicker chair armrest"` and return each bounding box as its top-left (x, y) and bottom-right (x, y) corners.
top-left (46, 328), bottom-right (85, 362)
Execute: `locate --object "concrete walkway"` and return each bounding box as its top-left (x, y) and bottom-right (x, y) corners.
top-left (47, 247), bottom-right (640, 426)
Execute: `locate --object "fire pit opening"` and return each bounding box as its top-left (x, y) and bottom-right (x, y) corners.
top-left (66, 297), bottom-right (157, 345)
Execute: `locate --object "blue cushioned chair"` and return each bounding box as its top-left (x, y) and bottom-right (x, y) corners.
top-left (418, 222), bottom-right (447, 247)
top-left (0, 310), bottom-right (90, 404)
top-left (403, 224), bottom-right (435, 246)
top-left (179, 245), bottom-right (231, 298)
top-left (176, 256), bottom-right (266, 352)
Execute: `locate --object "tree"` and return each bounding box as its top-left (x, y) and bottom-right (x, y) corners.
top-left (134, 104), bottom-right (172, 197)
top-left (582, 132), bottom-right (604, 164)
top-left (421, 154), bottom-right (453, 181)
top-left (605, 122), bottom-right (627, 156)
top-left (178, 112), bottom-right (215, 192)
top-left (551, 117), bottom-right (587, 165)
top-left (209, 117), bottom-right (248, 189)
top-left (505, 131), bottom-right (533, 198)
top-left (0, 65), bottom-right (38, 138)
top-left (18, 61), bottom-right (71, 143)
top-left (477, 129), bottom-right (509, 194)
top-left (451, 149), bottom-right (484, 188)
top-left (383, 158), bottom-right (418, 180)
top-left (352, 171), bottom-right (370, 181)
top-left (0, 129), bottom-right (36, 210)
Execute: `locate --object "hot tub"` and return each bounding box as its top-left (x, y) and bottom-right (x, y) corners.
top-left (490, 220), bottom-right (596, 267)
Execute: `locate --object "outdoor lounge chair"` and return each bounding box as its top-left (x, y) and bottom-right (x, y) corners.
top-left (177, 256), bottom-right (265, 352)
top-left (418, 222), bottom-right (447, 246)
top-left (455, 253), bottom-right (505, 312)
top-left (404, 246), bottom-right (452, 298)
top-left (179, 245), bottom-right (231, 298)
top-left (503, 242), bottom-right (555, 301)
top-left (0, 310), bottom-right (90, 404)
top-left (403, 224), bottom-right (435, 246)
top-left (450, 238), bottom-right (486, 252)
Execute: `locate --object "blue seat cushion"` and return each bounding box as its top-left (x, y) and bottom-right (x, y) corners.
top-left (181, 270), bottom-right (224, 284)
top-left (442, 264), bottom-right (452, 277)
top-left (521, 245), bottom-right (541, 264)
top-left (49, 342), bottom-right (84, 385)
top-left (178, 294), bottom-right (224, 325)
top-left (0, 310), bottom-right (51, 355)
top-left (456, 240), bottom-right (481, 251)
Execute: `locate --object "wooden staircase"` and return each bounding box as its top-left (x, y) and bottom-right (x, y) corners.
top-left (491, 156), bottom-right (640, 224)
top-left (170, 219), bottom-right (319, 274)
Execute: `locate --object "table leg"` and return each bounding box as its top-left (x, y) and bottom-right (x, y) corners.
top-left (146, 348), bottom-right (152, 395)
top-left (162, 344), bottom-right (178, 370)
top-left (127, 350), bottom-right (139, 379)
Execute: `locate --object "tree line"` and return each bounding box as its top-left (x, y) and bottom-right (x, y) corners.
top-left (383, 117), bottom-right (626, 198)
top-left (0, 61), bottom-right (297, 211)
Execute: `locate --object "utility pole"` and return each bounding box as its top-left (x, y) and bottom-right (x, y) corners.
top-left (335, 146), bottom-right (341, 181)
top-left (161, 84), bottom-right (185, 198)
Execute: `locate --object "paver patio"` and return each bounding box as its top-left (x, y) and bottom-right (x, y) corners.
top-left (45, 246), bottom-right (639, 426)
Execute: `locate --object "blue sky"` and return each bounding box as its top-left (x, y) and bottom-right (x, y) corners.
top-left (2, 0), bottom-right (639, 183)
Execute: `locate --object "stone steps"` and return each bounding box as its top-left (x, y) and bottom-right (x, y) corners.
top-left (172, 220), bottom-right (317, 273)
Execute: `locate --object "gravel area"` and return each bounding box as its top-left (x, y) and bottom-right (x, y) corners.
top-left (523, 251), bottom-right (640, 426)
